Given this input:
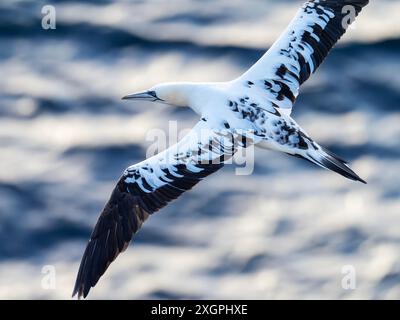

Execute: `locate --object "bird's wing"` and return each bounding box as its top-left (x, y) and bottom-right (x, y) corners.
top-left (237, 0), bottom-right (369, 115)
top-left (72, 120), bottom-right (242, 298)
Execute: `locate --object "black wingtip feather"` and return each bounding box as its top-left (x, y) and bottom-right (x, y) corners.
top-left (299, 146), bottom-right (366, 184)
top-left (72, 162), bottom-right (225, 298)
top-left (318, 153), bottom-right (366, 184)
top-left (320, 147), bottom-right (349, 165)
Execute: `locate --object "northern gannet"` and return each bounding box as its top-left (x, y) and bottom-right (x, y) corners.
top-left (73, 0), bottom-right (369, 298)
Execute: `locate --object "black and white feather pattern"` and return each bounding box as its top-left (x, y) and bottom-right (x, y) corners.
top-left (241, 0), bottom-right (369, 115)
top-left (72, 121), bottom-right (242, 298)
top-left (73, 0), bottom-right (369, 299)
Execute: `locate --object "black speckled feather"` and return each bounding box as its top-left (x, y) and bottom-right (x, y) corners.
top-left (241, 0), bottom-right (369, 114)
top-left (73, 122), bottom-right (237, 298)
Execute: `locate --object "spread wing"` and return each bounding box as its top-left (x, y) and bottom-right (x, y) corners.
top-left (238, 0), bottom-right (369, 115)
top-left (72, 120), bottom-right (242, 298)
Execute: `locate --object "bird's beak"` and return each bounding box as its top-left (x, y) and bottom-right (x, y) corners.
top-left (121, 90), bottom-right (161, 102)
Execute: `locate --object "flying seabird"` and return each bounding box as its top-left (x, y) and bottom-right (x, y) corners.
top-left (73, 0), bottom-right (369, 298)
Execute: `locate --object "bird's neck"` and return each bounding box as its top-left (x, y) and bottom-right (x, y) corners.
top-left (160, 82), bottom-right (222, 113)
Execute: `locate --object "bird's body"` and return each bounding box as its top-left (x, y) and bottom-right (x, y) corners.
top-left (73, 0), bottom-right (369, 298)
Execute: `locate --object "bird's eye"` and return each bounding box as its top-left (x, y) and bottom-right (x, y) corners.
top-left (148, 90), bottom-right (157, 98)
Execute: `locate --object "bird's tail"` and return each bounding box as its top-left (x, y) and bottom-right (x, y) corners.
top-left (296, 145), bottom-right (366, 184)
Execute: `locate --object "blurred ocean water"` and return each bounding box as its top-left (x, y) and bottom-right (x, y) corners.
top-left (0, 0), bottom-right (399, 299)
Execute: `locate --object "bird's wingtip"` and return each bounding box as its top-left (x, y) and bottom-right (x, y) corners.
top-left (72, 288), bottom-right (86, 300)
top-left (357, 177), bottom-right (367, 185)
top-left (303, 146), bottom-right (367, 185)
top-left (72, 278), bottom-right (89, 299)
top-left (71, 285), bottom-right (80, 299)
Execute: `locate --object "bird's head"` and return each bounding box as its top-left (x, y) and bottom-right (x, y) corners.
top-left (122, 82), bottom-right (198, 107)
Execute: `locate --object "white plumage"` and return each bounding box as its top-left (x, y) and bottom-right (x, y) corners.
top-left (73, 0), bottom-right (369, 298)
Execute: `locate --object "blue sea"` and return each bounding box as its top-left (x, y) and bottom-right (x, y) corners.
top-left (0, 0), bottom-right (399, 299)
